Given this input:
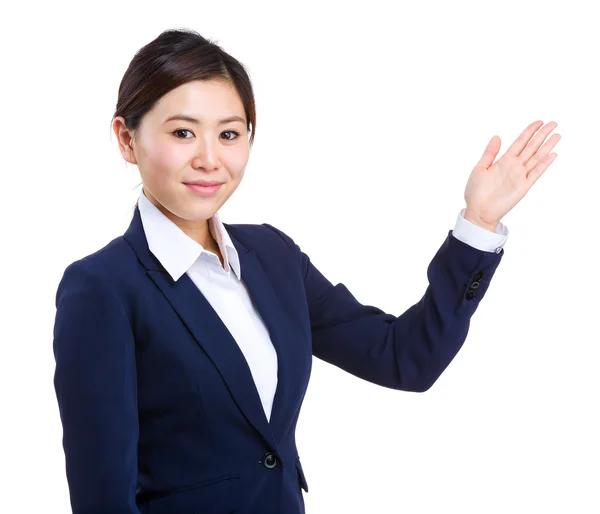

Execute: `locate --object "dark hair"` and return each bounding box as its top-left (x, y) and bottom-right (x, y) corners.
top-left (111, 28), bottom-right (257, 210)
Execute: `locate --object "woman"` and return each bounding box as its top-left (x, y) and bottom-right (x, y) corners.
top-left (52, 28), bottom-right (560, 514)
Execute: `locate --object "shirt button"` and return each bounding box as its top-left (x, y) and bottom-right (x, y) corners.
top-left (495, 247), bottom-right (502, 254)
top-left (263, 452), bottom-right (279, 469)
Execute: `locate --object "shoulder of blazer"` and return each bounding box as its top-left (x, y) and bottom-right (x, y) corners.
top-left (57, 236), bottom-right (141, 302)
top-left (224, 221), bottom-right (297, 254)
top-left (225, 222), bottom-right (306, 279)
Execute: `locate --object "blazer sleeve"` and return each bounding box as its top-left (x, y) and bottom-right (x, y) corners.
top-left (52, 261), bottom-right (140, 514)
top-left (264, 225), bottom-right (504, 392)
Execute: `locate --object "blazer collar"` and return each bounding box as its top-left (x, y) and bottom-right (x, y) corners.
top-left (122, 205), bottom-right (298, 451)
top-left (136, 190), bottom-right (241, 281)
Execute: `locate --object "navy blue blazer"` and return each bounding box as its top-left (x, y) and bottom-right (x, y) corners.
top-left (53, 205), bottom-right (503, 514)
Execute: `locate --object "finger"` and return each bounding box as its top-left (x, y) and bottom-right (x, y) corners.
top-left (526, 133), bottom-right (561, 172)
top-left (505, 120), bottom-right (544, 157)
top-left (526, 153), bottom-right (558, 184)
top-left (475, 135), bottom-right (501, 169)
top-left (519, 122), bottom-right (559, 162)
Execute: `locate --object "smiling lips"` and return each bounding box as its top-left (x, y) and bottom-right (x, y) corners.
top-left (185, 179), bottom-right (223, 186)
top-left (184, 182), bottom-right (223, 196)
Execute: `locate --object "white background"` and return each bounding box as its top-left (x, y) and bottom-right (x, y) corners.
top-left (2, 0), bottom-right (599, 512)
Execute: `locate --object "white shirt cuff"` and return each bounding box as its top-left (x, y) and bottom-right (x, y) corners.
top-left (451, 208), bottom-right (509, 254)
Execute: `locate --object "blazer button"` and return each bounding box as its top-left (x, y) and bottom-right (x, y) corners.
top-left (263, 452), bottom-right (278, 469)
top-left (473, 271), bottom-right (484, 282)
top-left (466, 290), bottom-right (475, 300)
top-left (470, 281), bottom-right (480, 289)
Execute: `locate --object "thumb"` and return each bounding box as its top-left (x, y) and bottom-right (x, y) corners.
top-left (475, 135), bottom-right (501, 170)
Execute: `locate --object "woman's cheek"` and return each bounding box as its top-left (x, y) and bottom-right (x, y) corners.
top-left (150, 139), bottom-right (186, 171)
top-left (228, 151), bottom-right (249, 178)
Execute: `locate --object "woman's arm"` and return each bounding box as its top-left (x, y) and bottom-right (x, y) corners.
top-left (53, 262), bottom-right (140, 514)
top-left (265, 224), bottom-right (503, 392)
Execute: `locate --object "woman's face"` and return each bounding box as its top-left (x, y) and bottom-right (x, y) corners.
top-left (115, 79), bottom-right (250, 228)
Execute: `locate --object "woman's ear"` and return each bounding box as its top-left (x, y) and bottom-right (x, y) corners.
top-left (113, 116), bottom-right (138, 165)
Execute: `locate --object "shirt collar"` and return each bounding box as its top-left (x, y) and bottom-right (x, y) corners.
top-left (137, 190), bottom-right (241, 282)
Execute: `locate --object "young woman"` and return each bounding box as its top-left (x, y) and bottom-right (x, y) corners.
top-left (52, 28), bottom-right (560, 514)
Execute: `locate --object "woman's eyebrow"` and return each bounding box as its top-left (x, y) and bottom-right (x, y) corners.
top-left (163, 114), bottom-right (246, 125)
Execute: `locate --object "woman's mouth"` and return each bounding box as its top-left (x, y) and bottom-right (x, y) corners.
top-left (184, 183), bottom-right (223, 196)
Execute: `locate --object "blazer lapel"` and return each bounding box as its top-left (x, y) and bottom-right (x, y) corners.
top-left (123, 206), bottom-right (296, 447)
top-left (233, 244), bottom-right (303, 442)
top-left (145, 266), bottom-right (276, 446)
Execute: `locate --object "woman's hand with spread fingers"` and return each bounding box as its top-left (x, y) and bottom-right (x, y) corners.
top-left (463, 120), bottom-right (561, 231)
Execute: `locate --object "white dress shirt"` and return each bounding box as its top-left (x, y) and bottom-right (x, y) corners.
top-left (137, 190), bottom-right (508, 421)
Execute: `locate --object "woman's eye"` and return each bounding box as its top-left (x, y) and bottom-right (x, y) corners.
top-left (173, 129), bottom-right (193, 139)
top-left (172, 129), bottom-right (240, 141)
top-left (221, 130), bottom-right (240, 141)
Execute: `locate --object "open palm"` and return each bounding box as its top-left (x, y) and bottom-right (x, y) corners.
top-left (464, 120), bottom-right (561, 228)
